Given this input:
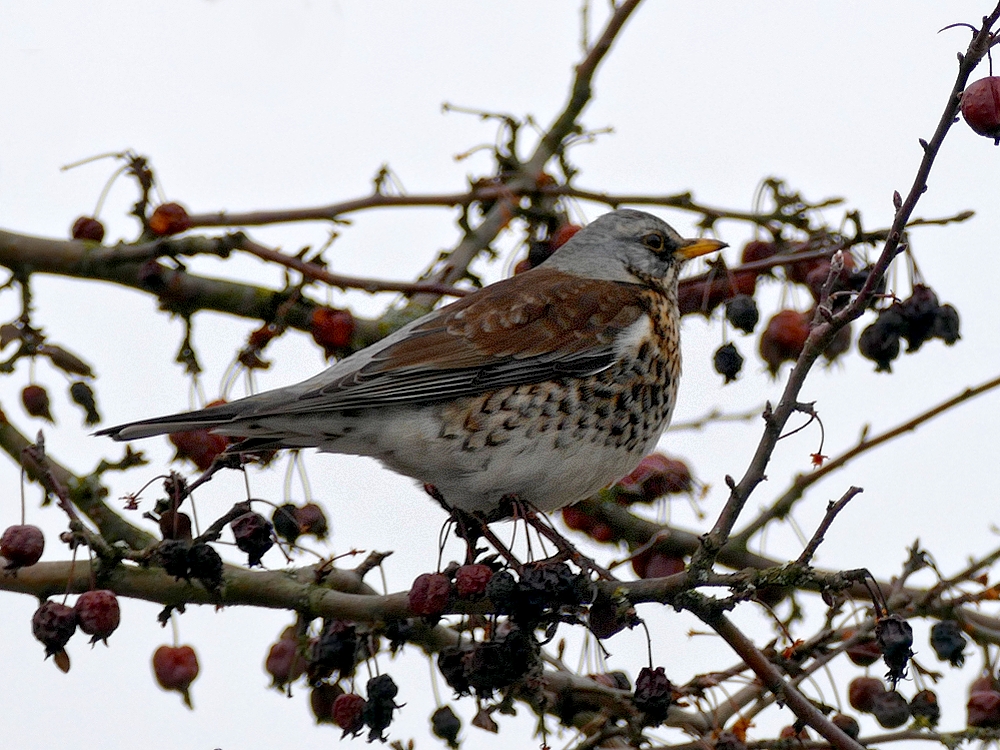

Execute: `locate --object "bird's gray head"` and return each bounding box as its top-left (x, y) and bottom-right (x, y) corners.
top-left (544, 209), bottom-right (725, 289)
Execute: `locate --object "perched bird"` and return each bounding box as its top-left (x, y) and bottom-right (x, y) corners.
top-left (99, 210), bottom-right (724, 515)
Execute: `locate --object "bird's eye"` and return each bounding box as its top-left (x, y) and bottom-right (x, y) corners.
top-left (643, 232), bottom-right (665, 252)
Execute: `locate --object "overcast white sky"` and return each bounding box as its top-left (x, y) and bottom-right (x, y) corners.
top-left (2, 2), bottom-right (1000, 748)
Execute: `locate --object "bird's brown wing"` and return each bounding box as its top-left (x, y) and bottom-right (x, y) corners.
top-left (273, 268), bottom-right (648, 413)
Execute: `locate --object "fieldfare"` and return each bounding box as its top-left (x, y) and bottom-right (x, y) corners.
top-left (99, 209), bottom-right (724, 515)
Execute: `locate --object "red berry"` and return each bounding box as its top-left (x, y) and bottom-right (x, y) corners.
top-left (831, 713), bottom-right (860, 739)
top-left (759, 309), bottom-right (811, 376)
top-left (512, 258), bottom-right (533, 275)
top-left (21, 384), bottom-right (53, 422)
top-left (32, 600), bottom-right (78, 657)
top-left (265, 633), bottom-right (307, 689)
top-left (74, 590), bottom-right (121, 644)
top-left (970, 675), bottom-right (998, 695)
top-left (643, 552), bottom-right (685, 579)
top-left (332, 692), bottom-right (367, 736)
top-left (779, 726), bottom-right (810, 741)
top-left (310, 308), bottom-right (355, 356)
top-left (71, 216), bottom-right (105, 242)
top-left (454, 564), bottom-right (493, 597)
top-left (148, 202), bottom-right (193, 236)
top-left (848, 676), bottom-right (885, 713)
top-left (152, 644), bottom-right (199, 708)
top-left (846, 637), bottom-right (882, 667)
top-left (1, 524), bottom-right (44, 569)
top-left (169, 428), bottom-right (228, 471)
top-left (962, 76), bottom-right (1000, 142)
top-left (295, 502), bottom-right (329, 540)
top-left (158, 510), bottom-right (193, 541)
top-left (551, 223), bottom-right (581, 250)
top-left (587, 522), bottom-right (616, 543)
top-left (616, 453), bottom-right (692, 502)
top-left (968, 690), bottom-right (1000, 728)
top-left (309, 682), bottom-right (345, 724)
top-left (741, 239), bottom-right (778, 265)
top-left (561, 505), bottom-right (594, 531)
top-left (408, 572), bottom-right (452, 616)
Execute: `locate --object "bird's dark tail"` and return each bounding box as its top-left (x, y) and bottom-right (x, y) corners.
top-left (95, 400), bottom-right (248, 441)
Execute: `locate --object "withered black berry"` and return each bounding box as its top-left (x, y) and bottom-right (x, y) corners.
top-left (910, 689), bottom-right (940, 727)
top-left (634, 666), bottom-right (672, 726)
top-left (230, 511), bottom-right (273, 566)
top-left (69, 381), bottom-right (101, 425)
top-left (431, 705), bottom-right (461, 749)
top-left (875, 614), bottom-right (913, 685)
top-left (870, 689), bottom-right (910, 728)
top-left (188, 542), bottom-right (224, 594)
top-left (725, 294), bottom-right (759, 334)
top-left (309, 619), bottom-right (358, 684)
top-left (932, 303), bottom-right (961, 345)
top-left (484, 570), bottom-right (518, 614)
top-left (438, 645), bottom-right (474, 696)
top-left (272, 503), bottom-right (300, 543)
top-left (713, 342), bottom-right (743, 383)
top-left (364, 673), bottom-right (400, 742)
top-left (900, 284), bottom-right (940, 352)
top-left (930, 620), bottom-right (966, 666)
top-left (858, 308), bottom-right (904, 372)
top-left (32, 600), bottom-right (78, 656)
top-left (157, 539), bottom-right (191, 580)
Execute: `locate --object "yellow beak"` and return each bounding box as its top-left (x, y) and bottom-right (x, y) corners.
top-left (675, 237), bottom-right (727, 261)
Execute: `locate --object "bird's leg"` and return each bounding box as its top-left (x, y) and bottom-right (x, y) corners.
top-left (424, 484), bottom-right (524, 570)
top-left (502, 495), bottom-right (618, 581)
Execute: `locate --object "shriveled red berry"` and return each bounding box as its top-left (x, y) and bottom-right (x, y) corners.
top-left (408, 572), bottom-right (452, 616)
top-left (741, 239), bottom-right (778, 265)
top-left (561, 505), bottom-right (594, 532)
top-left (831, 713), bottom-right (860, 739)
top-left (74, 590), bottom-right (121, 644)
top-left (587, 522), bottom-right (616, 543)
top-left (455, 564), bottom-right (493, 597)
top-left (968, 690), bottom-right (1000, 728)
top-left (551, 223), bottom-right (581, 250)
top-left (512, 257), bottom-right (533, 275)
top-left (779, 726), bottom-right (810, 741)
top-left (158, 510), bottom-right (193, 541)
top-left (332, 692), bottom-right (367, 736)
top-left (634, 666), bottom-right (672, 726)
top-left (71, 216), bottom-right (105, 242)
top-left (309, 682), bottom-right (344, 724)
top-left (148, 202), bottom-right (193, 236)
top-left (962, 76), bottom-right (1000, 142)
top-left (617, 453), bottom-right (692, 502)
top-left (971, 675), bottom-right (999, 696)
top-left (169, 428), bottom-right (228, 471)
top-left (310, 308), bottom-right (355, 356)
top-left (32, 600), bottom-right (78, 657)
top-left (759, 309), bottom-right (810, 376)
top-left (846, 637), bottom-right (882, 667)
top-left (1, 524), bottom-right (44, 569)
top-left (152, 644), bottom-right (199, 708)
top-left (266, 632), bottom-right (307, 689)
top-left (230, 512), bottom-right (274, 566)
top-left (22, 384), bottom-right (53, 422)
top-left (643, 551), bottom-right (685, 579)
top-left (848, 676), bottom-right (885, 713)
top-left (295, 502), bottom-right (329, 540)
